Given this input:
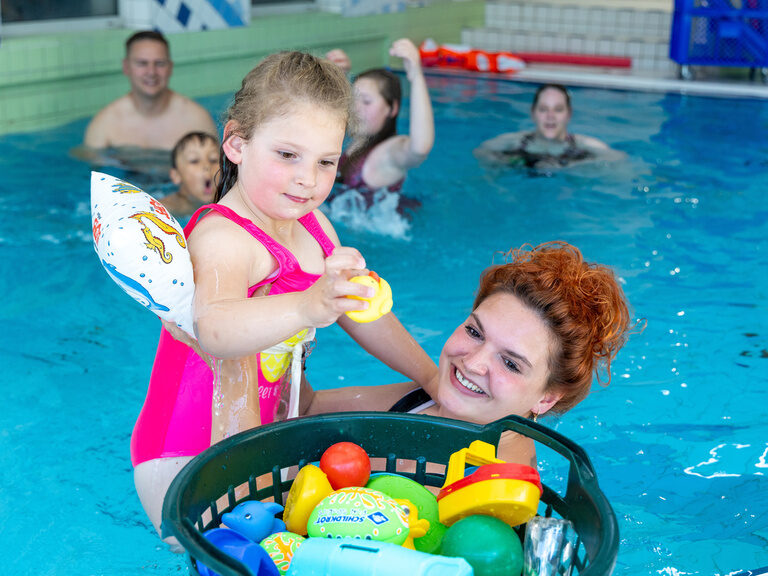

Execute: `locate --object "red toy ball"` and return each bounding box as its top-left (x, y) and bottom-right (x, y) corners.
top-left (319, 442), bottom-right (371, 490)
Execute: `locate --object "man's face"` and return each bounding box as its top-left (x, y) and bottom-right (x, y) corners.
top-left (123, 39), bottom-right (172, 99)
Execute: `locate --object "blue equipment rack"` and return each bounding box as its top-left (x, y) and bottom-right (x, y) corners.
top-left (670, 0), bottom-right (768, 79)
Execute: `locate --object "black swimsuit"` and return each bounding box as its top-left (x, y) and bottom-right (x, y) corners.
top-left (388, 388), bottom-right (435, 414)
top-left (502, 133), bottom-right (593, 168)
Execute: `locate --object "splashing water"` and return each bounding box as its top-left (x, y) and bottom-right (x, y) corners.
top-left (322, 188), bottom-right (413, 239)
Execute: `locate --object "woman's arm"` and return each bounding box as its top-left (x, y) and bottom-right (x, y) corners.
top-left (473, 132), bottom-right (526, 162)
top-left (497, 430), bottom-right (537, 467)
top-left (337, 311), bottom-right (437, 390)
top-left (306, 380), bottom-right (420, 415)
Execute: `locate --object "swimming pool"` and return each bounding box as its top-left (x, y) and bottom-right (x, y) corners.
top-left (1, 75), bottom-right (766, 575)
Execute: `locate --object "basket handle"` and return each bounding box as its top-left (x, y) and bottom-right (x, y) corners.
top-left (485, 415), bottom-right (599, 487)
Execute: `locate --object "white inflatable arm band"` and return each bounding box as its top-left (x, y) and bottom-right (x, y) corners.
top-left (90, 171), bottom-right (195, 337)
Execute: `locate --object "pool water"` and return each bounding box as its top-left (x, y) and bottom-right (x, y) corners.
top-left (1, 76), bottom-right (767, 575)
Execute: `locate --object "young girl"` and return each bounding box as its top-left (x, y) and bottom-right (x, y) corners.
top-left (328, 38), bottom-right (434, 214)
top-left (130, 51), bottom-right (435, 548)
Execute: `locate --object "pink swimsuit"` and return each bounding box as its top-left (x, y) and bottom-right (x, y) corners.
top-left (130, 204), bottom-right (335, 467)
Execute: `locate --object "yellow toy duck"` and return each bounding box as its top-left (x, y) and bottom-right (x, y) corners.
top-left (394, 498), bottom-right (431, 550)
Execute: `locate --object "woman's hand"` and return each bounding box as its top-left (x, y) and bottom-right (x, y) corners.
top-left (389, 38), bottom-right (422, 81)
top-left (301, 246), bottom-right (372, 328)
top-left (325, 49), bottom-right (352, 74)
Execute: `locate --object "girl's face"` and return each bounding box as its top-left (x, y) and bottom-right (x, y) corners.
top-left (532, 88), bottom-right (572, 141)
top-left (171, 138), bottom-right (220, 204)
top-left (434, 292), bottom-right (561, 424)
top-left (228, 102), bottom-right (346, 221)
top-left (353, 77), bottom-right (394, 138)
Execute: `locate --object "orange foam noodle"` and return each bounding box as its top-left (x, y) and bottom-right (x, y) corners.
top-left (495, 52), bottom-right (526, 73)
top-left (466, 50), bottom-right (526, 74)
top-left (466, 50), bottom-right (496, 72)
top-left (437, 44), bottom-right (471, 68)
top-left (419, 39), bottom-right (440, 67)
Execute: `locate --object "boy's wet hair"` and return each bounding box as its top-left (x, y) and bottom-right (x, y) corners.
top-left (216, 51), bottom-right (353, 200)
top-left (171, 132), bottom-right (219, 169)
top-left (125, 30), bottom-right (169, 56)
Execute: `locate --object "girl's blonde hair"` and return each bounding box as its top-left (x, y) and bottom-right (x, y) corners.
top-left (216, 51), bottom-right (353, 199)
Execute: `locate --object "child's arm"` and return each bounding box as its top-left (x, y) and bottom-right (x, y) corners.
top-left (337, 312), bottom-right (437, 392)
top-left (387, 38), bottom-right (435, 171)
top-left (188, 216), bottom-right (371, 359)
top-left (311, 211), bottom-right (437, 391)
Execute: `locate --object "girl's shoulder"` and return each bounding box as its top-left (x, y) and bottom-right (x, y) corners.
top-left (311, 208), bottom-right (340, 246)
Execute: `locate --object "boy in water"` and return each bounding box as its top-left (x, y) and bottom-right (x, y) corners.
top-left (160, 132), bottom-right (219, 217)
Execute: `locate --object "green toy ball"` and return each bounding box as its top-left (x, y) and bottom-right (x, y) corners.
top-left (440, 515), bottom-right (523, 576)
top-left (259, 532), bottom-right (305, 576)
top-left (366, 473), bottom-right (447, 554)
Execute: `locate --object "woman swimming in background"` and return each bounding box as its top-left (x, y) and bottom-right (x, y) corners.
top-left (475, 84), bottom-right (622, 170)
top-left (309, 241), bottom-right (639, 465)
top-left (326, 38), bottom-right (434, 217)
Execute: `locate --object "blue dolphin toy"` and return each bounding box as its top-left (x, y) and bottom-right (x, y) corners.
top-left (222, 501), bottom-right (286, 543)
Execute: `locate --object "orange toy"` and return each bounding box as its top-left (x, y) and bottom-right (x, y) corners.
top-left (419, 39), bottom-right (526, 75)
top-left (466, 50), bottom-right (526, 74)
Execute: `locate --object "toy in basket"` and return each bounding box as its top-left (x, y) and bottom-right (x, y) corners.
top-left (366, 473), bottom-right (446, 554)
top-left (437, 440), bottom-right (542, 528)
top-left (163, 412), bottom-right (619, 576)
top-left (285, 538), bottom-right (472, 576)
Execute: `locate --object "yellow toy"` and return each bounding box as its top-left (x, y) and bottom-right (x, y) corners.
top-left (394, 498), bottom-right (431, 549)
top-left (282, 464), bottom-right (333, 535)
top-left (437, 440), bottom-right (542, 528)
top-left (345, 271), bottom-right (393, 323)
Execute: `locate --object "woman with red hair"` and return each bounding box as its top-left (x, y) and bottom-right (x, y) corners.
top-left (308, 241), bottom-right (637, 464)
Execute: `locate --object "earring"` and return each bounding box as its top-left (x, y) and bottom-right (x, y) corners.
top-left (531, 411), bottom-right (538, 423)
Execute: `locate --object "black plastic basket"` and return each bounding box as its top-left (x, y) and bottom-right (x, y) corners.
top-left (163, 412), bottom-right (618, 576)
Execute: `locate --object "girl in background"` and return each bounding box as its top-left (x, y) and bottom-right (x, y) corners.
top-left (327, 38), bottom-right (434, 215)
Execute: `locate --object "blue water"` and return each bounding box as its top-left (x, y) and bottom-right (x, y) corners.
top-left (1, 76), bottom-right (767, 575)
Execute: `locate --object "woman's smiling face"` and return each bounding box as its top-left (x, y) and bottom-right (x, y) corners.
top-left (531, 87), bottom-right (572, 141)
top-left (434, 291), bottom-right (561, 424)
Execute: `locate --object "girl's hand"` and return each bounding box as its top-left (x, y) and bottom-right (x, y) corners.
top-left (389, 38), bottom-right (422, 80)
top-left (302, 246), bottom-right (373, 328)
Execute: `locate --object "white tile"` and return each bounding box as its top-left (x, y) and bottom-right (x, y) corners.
top-left (522, 4), bottom-right (534, 21)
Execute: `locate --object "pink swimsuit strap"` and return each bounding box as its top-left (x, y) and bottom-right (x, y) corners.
top-left (186, 204), bottom-right (336, 295)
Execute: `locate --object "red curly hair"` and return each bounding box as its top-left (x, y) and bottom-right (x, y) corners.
top-left (474, 241), bottom-right (635, 414)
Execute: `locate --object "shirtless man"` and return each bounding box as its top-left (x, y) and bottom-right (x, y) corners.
top-left (83, 31), bottom-right (217, 150)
